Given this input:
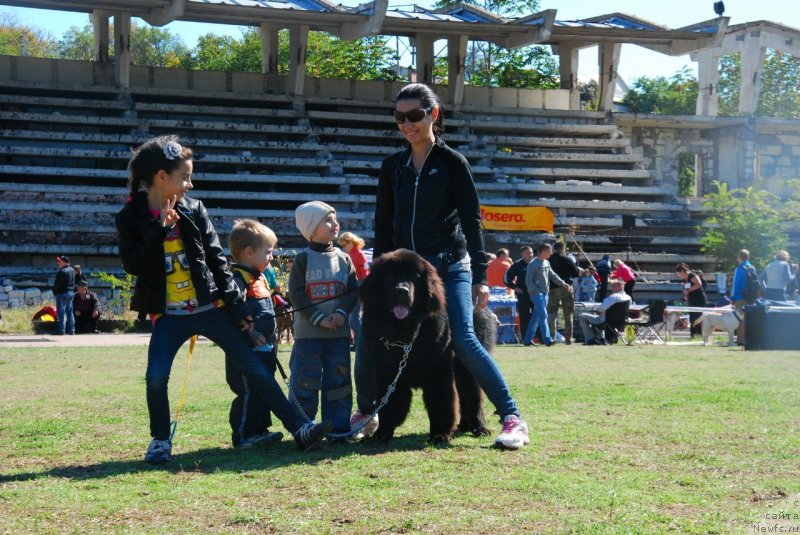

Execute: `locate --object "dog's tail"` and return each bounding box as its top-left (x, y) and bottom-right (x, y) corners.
top-left (473, 307), bottom-right (497, 353)
top-left (692, 315), bottom-right (705, 328)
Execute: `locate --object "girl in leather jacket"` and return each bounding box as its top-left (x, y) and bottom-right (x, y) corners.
top-left (116, 136), bottom-right (331, 463)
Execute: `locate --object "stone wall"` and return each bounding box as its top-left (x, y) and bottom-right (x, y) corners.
top-left (616, 115), bottom-right (800, 197)
top-left (0, 55), bottom-right (570, 110)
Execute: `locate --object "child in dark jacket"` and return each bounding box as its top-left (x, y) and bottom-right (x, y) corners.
top-left (115, 136), bottom-right (331, 464)
top-left (226, 219), bottom-right (286, 449)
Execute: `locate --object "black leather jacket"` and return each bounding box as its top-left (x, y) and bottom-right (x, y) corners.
top-left (115, 192), bottom-right (248, 319)
top-left (374, 138), bottom-right (488, 285)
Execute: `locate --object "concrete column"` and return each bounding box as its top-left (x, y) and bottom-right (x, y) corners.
top-left (113, 12), bottom-right (131, 88)
top-left (414, 34), bottom-right (434, 85)
top-left (695, 50), bottom-right (719, 116)
top-left (557, 42), bottom-right (580, 110)
top-left (288, 24), bottom-right (309, 97)
top-left (597, 42), bottom-right (620, 112)
top-left (739, 43), bottom-right (767, 116)
top-left (258, 23), bottom-right (280, 75)
top-left (447, 35), bottom-right (468, 109)
top-left (91, 10), bottom-right (110, 63)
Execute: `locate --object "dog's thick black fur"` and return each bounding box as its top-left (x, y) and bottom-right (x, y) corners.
top-left (359, 249), bottom-right (496, 443)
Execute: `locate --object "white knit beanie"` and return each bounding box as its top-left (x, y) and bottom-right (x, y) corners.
top-left (295, 201), bottom-right (336, 242)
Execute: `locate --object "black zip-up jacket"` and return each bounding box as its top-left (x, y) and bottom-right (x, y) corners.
top-left (504, 258), bottom-right (529, 293)
top-left (374, 137), bottom-right (488, 285)
top-left (115, 191), bottom-right (248, 320)
top-left (549, 252), bottom-right (580, 285)
top-left (53, 266), bottom-right (76, 295)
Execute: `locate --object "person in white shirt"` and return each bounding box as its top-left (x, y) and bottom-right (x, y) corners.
top-left (579, 279), bottom-right (631, 345)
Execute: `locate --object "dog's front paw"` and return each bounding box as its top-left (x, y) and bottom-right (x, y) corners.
top-left (427, 433), bottom-right (452, 444)
top-left (471, 425), bottom-right (490, 437)
top-left (373, 429), bottom-right (395, 442)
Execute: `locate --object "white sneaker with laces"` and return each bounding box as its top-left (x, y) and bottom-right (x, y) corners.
top-left (494, 415), bottom-right (530, 450)
top-left (349, 410), bottom-right (379, 440)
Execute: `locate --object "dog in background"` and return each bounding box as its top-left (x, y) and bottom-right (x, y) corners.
top-left (273, 299), bottom-right (294, 345)
top-left (359, 249), bottom-right (494, 444)
top-left (692, 307), bottom-right (743, 346)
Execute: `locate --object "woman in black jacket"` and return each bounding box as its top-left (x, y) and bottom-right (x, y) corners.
top-left (351, 84), bottom-right (530, 450)
top-left (116, 136), bottom-right (330, 463)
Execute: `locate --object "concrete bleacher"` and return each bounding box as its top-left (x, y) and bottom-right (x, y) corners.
top-left (0, 69), bottom-right (709, 276)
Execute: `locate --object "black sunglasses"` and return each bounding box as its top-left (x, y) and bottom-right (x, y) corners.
top-left (393, 107), bottom-right (433, 123)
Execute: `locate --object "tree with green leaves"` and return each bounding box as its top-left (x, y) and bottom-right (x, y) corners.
top-left (621, 67), bottom-right (699, 115)
top-left (699, 181), bottom-right (788, 271)
top-left (0, 13), bottom-right (56, 57)
top-left (432, 0), bottom-right (557, 89)
top-left (57, 23), bottom-right (192, 67)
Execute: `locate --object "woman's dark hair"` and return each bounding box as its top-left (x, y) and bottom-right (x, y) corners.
top-left (127, 135), bottom-right (193, 195)
top-left (395, 83), bottom-right (444, 136)
top-left (674, 263), bottom-right (690, 273)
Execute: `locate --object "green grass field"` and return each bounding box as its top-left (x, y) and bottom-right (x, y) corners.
top-left (1, 342), bottom-right (799, 533)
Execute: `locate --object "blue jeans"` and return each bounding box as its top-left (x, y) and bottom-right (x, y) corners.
top-left (289, 337), bottom-right (352, 434)
top-left (355, 258), bottom-right (519, 420)
top-left (525, 293), bottom-right (551, 345)
top-left (55, 292), bottom-right (75, 335)
top-left (147, 308), bottom-right (305, 441)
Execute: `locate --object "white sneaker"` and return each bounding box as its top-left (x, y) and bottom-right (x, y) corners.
top-left (494, 415), bottom-right (530, 450)
top-left (350, 410), bottom-right (379, 440)
top-left (144, 438), bottom-right (172, 464)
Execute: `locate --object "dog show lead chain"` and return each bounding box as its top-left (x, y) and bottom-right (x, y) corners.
top-left (284, 338), bottom-right (414, 440)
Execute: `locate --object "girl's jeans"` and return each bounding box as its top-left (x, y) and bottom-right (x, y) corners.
top-left (289, 337), bottom-right (352, 434)
top-left (146, 308), bottom-right (305, 441)
top-left (355, 258), bottom-right (519, 420)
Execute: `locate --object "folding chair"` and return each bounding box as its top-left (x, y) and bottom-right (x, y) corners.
top-left (628, 299), bottom-right (666, 344)
top-left (590, 300), bottom-right (630, 344)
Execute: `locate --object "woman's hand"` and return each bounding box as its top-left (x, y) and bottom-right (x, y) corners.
top-left (160, 194), bottom-right (180, 228)
top-left (472, 283), bottom-right (489, 309)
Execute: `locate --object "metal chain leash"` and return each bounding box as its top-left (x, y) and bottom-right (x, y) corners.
top-left (283, 338), bottom-right (413, 440)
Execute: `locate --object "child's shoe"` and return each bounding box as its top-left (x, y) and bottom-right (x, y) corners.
top-left (236, 431), bottom-right (284, 449)
top-left (293, 421), bottom-right (333, 452)
top-left (349, 410), bottom-right (379, 440)
top-left (144, 438), bottom-right (172, 464)
top-left (493, 415), bottom-right (530, 450)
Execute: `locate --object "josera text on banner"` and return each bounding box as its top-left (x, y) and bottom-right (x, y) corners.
top-left (479, 205), bottom-right (554, 232)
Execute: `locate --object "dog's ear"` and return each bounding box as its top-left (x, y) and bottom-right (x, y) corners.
top-left (422, 257), bottom-right (446, 314)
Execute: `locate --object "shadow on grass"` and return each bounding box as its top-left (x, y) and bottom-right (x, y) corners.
top-left (0, 432), bottom-right (471, 483)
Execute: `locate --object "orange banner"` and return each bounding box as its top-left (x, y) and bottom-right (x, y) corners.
top-left (480, 205), bottom-right (554, 232)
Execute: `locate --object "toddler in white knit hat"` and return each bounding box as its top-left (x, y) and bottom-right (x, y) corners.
top-left (288, 201), bottom-right (359, 440)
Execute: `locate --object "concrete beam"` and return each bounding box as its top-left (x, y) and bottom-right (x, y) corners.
top-left (694, 49), bottom-right (719, 116)
top-left (288, 24), bottom-right (309, 98)
top-left (447, 34), bottom-right (468, 109)
top-left (414, 33), bottom-right (435, 85)
top-left (556, 42), bottom-right (580, 111)
top-left (337, 0), bottom-right (388, 40)
top-left (143, 0), bottom-right (186, 26)
top-left (739, 43), bottom-right (767, 115)
top-left (91, 10), bottom-right (110, 63)
top-left (597, 42), bottom-right (620, 112)
top-left (258, 23), bottom-right (281, 75)
top-left (113, 12), bottom-right (131, 89)
top-left (501, 9), bottom-right (556, 49)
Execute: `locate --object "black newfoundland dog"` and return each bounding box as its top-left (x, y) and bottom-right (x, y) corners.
top-left (359, 249), bottom-right (497, 443)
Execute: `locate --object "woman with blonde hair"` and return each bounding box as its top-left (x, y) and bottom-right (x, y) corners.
top-left (337, 231), bottom-right (369, 348)
top-left (611, 259), bottom-right (636, 303)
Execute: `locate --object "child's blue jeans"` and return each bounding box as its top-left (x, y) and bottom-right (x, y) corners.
top-left (147, 308), bottom-right (305, 441)
top-left (289, 337), bottom-right (352, 434)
